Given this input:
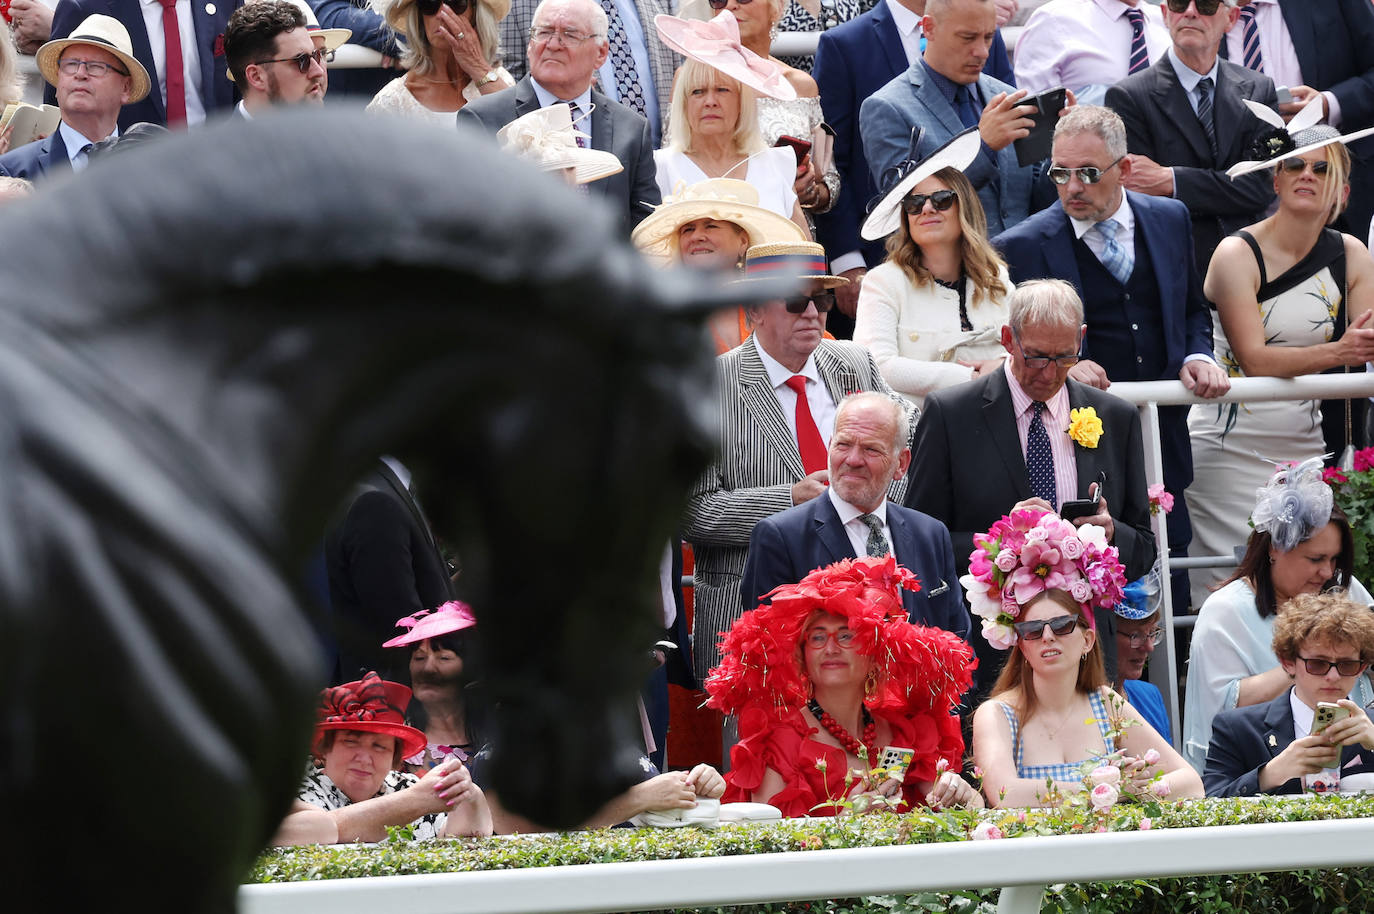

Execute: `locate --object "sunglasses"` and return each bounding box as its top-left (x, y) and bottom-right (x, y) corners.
top-left (1278, 156), bottom-right (1330, 176)
top-left (1013, 614), bottom-right (1080, 641)
top-left (1164, 0), bottom-right (1231, 14)
top-left (900, 189), bottom-right (958, 215)
top-left (707, 0), bottom-right (753, 8)
top-left (1296, 656), bottom-right (1370, 677)
top-left (418, 0), bottom-right (470, 15)
top-left (784, 290), bottom-right (837, 314)
top-left (1047, 156), bottom-right (1125, 186)
top-left (255, 47), bottom-right (331, 73)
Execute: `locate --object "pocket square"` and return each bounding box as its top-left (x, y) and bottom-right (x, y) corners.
top-left (1344, 753), bottom-right (1365, 770)
top-left (928, 580), bottom-right (949, 597)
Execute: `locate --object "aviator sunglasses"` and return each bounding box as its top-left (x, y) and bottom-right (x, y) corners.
top-left (418, 0), bottom-right (470, 15)
top-left (784, 290), bottom-right (837, 314)
top-left (1013, 614), bottom-right (1080, 641)
top-left (707, 0), bottom-right (752, 8)
top-left (900, 189), bottom-right (958, 215)
top-left (1278, 156), bottom-right (1330, 176)
top-left (1047, 156), bottom-right (1125, 186)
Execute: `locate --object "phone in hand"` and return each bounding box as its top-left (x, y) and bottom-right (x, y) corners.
top-left (1276, 86), bottom-right (1293, 105)
top-left (1313, 701), bottom-right (1352, 734)
top-left (876, 746), bottom-right (914, 782)
top-left (774, 134), bottom-right (813, 166)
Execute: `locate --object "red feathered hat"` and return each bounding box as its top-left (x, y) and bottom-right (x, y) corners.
top-left (313, 671), bottom-right (427, 761)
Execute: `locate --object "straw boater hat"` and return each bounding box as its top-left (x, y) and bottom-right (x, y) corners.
top-left (738, 240), bottom-right (849, 289)
top-left (631, 178), bottom-right (807, 264)
top-left (1227, 96), bottom-right (1374, 179)
top-left (36, 14), bottom-right (150, 103)
top-left (314, 671), bottom-right (428, 760)
top-left (497, 105), bottom-right (624, 185)
top-left (283, 0), bottom-right (351, 51)
top-left (860, 126), bottom-right (982, 241)
top-left (653, 9), bottom-right (796, 100)
top-left (383, 600), bottom-right (477, 648)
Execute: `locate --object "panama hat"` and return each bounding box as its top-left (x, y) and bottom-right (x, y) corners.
top-left (738, 240), bottom-right (849, 289)
top-left (314, 671), bottom-right (428, 760)
top-left (861, 126), bottom-right (982, 241)
top-left (36, 14), bottom-right (150, 103)
top-left (631, 178), bottom-right (806, 264)
top-left (497, 104), bottom-right (624, 185)
top-left (282, 0), bottom-right (352, 51)
top-left (654, 10), bottom-right (796, 100)
top-left (1227, 96), bottom-right (1374, 178)
top-left (383, 600), bottom-right (477, 648)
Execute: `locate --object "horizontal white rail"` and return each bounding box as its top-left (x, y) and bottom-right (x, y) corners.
top-left (238, 816), bottom-right (1374, 914)
top-left (1107, 373), bottom-right (1374, 406)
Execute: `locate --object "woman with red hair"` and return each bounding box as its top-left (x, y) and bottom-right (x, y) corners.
top-left (706, 555), bottom-right (979, 815)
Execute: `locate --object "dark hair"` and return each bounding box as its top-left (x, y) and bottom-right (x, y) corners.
top-left (225, 0), bottom-right (307, 86)
top-left (405, 630), bottom-right (487, 748)
top-left (1221, 504), bottom-right (1354, 618)
top-left (989, 589), bottom-right (1107, 725)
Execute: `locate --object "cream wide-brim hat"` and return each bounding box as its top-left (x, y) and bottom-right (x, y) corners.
top-left (37, 14), bottom-right (151, 103)
top-left (497, 105), bottom-right (625, 185)
top-left (632, 178), bottom-right (807, 265)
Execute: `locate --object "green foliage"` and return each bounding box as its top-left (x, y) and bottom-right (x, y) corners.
top-left (1327, 451), bottom-right (1374, 586)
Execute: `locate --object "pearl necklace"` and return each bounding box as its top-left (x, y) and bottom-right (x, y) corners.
top-left (808, 698), bottom-right (876, 760)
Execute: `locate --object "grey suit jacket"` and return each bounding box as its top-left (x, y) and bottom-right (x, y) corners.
top-left (682, 338), bottom-right (915, 682)
top-left (456, 75), bottom-right (660, 234)
top-left (1106, 55), bottom-right (1277, 270)
top-left (858, 63), bottom-right (1034, 236)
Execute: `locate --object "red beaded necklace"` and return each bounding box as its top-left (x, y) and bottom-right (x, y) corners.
top-left (808, 698), bottom-right (877, 760)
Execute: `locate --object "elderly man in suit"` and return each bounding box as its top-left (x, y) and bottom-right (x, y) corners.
top-left (46, 0), bottom-right (240, 129)
top-left (859, 0), bottom-right (1041, 238)
top-left (812, 0), bottom-right (1014, 330)
top-left (741, 391), bottom-right (969, 640)
top-left (1105, 0), bottom-right (1277, 272)
top-left (993, 105), bottom-right (1228, 613)
top-left (683, 241), bottom-right (911, 685)
top-left (457, 0), bottom-right (659, 233)
top-left (0, 15), bottom-right (150, 180)
top-left (905, 278), bottom-right (1157, 691)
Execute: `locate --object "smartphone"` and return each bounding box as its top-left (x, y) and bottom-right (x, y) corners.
top-left (1276, 86), bottom-right (1293, 105)
top-left (774, 134), bottom-right (812, 166)
top-left (1060, 499), bottom-right (1098, 521)
top-left (876, 746), bottom-right (914, 781)
top-left (1013, 86), bottom-right (1067, 167)
top-left (1313, 701), bottom-right (1352, 734)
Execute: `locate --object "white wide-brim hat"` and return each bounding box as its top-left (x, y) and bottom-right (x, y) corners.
top-left (654, 10), bottom-right (797, 101)
top-left (1227, 96), bottom-right (1374, 178)
top-left (281, 0), bottom-right (352, 50)
top-left (631, 178), bottom-right (807, 264)
top-left (860, 127), bottom-right (982, 241)
top-left (37, 14), bottom-right (151, 103)
top-left (497, 105), bottom-right (624, 185)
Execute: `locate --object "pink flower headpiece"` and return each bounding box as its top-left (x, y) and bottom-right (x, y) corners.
top-left (959, 508), bottom-right (1126, 650)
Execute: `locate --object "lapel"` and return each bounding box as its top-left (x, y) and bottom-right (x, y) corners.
top-left (1212, 63), bottom-right (1249, 163)
top-left (813, 342), bottom-right (862, 406)
top-left (871, 2), bottom-right (908, 84)
top-left (1261, 690), bottom-right (1298, 762)
top-left (812, 493), bottom-right (858, 563)
top-left (190, 0), bottom-right (220, 109)
top-left (117, 0), bottom-right (165, 122)
top-left (1127, 190), bottom-right (1182, 346)
top-left (737, 338), bottom-right (807, 479)
top-left (1066, 382), bottom-right (1101, 500)
top-left (981, 370), bottom-right (1032, 498)
top-left (1152, 56), bottom-right (1212, 163)
top-left (44, 132), bottom-right (71, 175)
top-left (908, 63), bottom-right (965, 139)
top-left (589, 88), bottom-right (615, 200)
top-left (375, 461), bottom-right (441, 554)
top-left (514, 77), bottom-right (541, 118)
top-left (1041, 203), bottom-right (1083, 291)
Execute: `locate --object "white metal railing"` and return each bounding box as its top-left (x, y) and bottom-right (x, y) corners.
top-left (238, 816), bottom-right (1374, 914)
top-left (1107, 373), bottom-right (1374, 750)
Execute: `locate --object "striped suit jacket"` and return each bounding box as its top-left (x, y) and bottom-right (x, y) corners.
top-left (683, 338), bottom-right (915, 683)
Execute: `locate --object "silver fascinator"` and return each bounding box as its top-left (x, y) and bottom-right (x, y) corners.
top-left (1250, 456), bottom-right (1334, 552)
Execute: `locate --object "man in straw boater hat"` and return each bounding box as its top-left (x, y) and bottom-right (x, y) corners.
top-left (0, 14), bottom-right (150, 181)
top-left (224, 0), bottom-right (350, 116)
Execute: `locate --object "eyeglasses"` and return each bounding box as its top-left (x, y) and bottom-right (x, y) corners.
top-left (529, 26), bottom-right (600, 45)
top-left (1047, 156), bottom-right (1125, 186)
top-left (1013, 614), bottom-right (1080, 641)
top-left (1164, 0), bottom-right (1232, 14)
top-left (1013, 333), bottom-right (1080, 369)
top-left (805, 628), bottom-right (856, 650)
top-left (417, 0), bottom-right (469, 14)
top-left (900, 189), bottom-right (958, 215)
top-left (784, 290), bottom-right (837, 314)
top-left (1122, 628), bottom-right (1165, 649)
top-left (707, 0), bottom-right (755, 9)
top-left (255, 48), bottom-right (332, 73)
top-left (1296, 656), bottom-right (1370, 677)
top-left (57, 57), bottom-right (130, 78)
top-left (1278, 156), bottom-right (1330, 176)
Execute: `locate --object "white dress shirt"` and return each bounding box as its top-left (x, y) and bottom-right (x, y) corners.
top-left (828, 486), bottom-right (893, 557)
top-left (140, 0), bottom-right (206, 125)
top-left (885, 0), bottom-right (923, 67)
top-left (1013, 0), bottom-right (1169, 106)
top-left (57, 121), bottom-right (111, 172)
top-left (754, 335), bottom-right (838, 451)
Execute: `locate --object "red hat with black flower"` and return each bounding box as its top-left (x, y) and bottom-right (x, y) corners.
top-left (314, 671), bottom-right (427, 760)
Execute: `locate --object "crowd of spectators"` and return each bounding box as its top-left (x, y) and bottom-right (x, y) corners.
top-left (7, 0), bottom-right (1374, 835)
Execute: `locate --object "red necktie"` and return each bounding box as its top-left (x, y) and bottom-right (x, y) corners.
top-left (158, 0), bottom-right (186, 126)
top-left (784, 375), bottom-right (827, 475)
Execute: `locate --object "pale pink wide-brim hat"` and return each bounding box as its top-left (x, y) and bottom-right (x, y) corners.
top-left (383, 600), bottom-right (478, 648)
top-left (654, 9), bottom-right (797, 100)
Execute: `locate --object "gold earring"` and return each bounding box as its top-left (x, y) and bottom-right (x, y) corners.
top-left (864, 669), bottom-right (879, 699)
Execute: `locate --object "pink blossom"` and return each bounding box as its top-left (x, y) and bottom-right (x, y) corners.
top-left (1089, 765), bottom-right (1121, 787)
top-left (936, 757), bottom-right (950, 775)
top-left (995, 549), bottom-right (1018, 572)
top-left (1142, 749), bottom-right (1161, 765)
top-left (983, 618), bottom-right (1017, 651)
top-left (1139, 818), bottom-right (1153, 831)
top-left (1147, 483), bottom-right (1175, 514)
top-left (1016, 810), bottom-right (1027, 823)
top-left (1355, 447), bottom-right (1374, 473)
top-left (1152, 780), bottom-right (1171, 798)
top-left (1069, 577), bottom-right (1094, 604)
top-left (1076, 524), bottom-right (1109, 551)
top-left (968, 550), bottom-right (992, 578)
top-left (1059, 534), bottom-right (1085, 560)
top-left (1089, 783), bottom-right (1119, 810)
top-left (971, 821), bottom-right (1004, 840)
top-left (963, 576), bottom-right (1002, 620)
top-left (973, 766), bottom-right (984, 779)
top-left (1322, 467), bottom-right (1348, 485)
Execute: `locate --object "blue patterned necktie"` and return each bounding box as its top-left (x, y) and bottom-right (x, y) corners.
top-left (1239, 5), bottom-right (1265, 73)
top-left (953, 84), bottom-right (981, 130)
top-left (1094, 218), bottom-right (1133, 285)
top-left (599, 0), bottom-right (646, 118)
top-left (1125, 8), bottom-right (1149, 74)
top-left (859, 514), bottom-right (890, 557)
top-left (1027, 401), bottom-right (1057, 508)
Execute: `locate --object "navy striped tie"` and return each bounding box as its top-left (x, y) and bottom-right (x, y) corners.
top-left (1126, 8), bottom-right (1149, 75)
top-left (1196, 77), bottom-right (1217, 157)
top-left (1239, 5), bottom-right (1265, 73)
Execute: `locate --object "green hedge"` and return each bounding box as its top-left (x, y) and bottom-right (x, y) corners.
top-left (248, 796), bottom-right (1374, 913)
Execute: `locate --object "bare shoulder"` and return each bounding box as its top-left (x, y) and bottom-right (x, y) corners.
top-left (782, 66), bottom-right (819, 98)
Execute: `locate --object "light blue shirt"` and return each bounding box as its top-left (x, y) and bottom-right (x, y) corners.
top-left (594, 0), bottom-right (660, 146)
top-left (1166, 46), bottom-right (1221, 118)
top-left (57, 121), bottom-right (113, 173)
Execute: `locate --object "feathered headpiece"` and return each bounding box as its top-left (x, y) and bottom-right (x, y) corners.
top-left (1229, 97), bottom-right (1374, 178)
top-left (1250, 456), bottom-right (1334, 552)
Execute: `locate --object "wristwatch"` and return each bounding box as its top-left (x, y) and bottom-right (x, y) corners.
top-left (475, 70), bottom-right (501, 89)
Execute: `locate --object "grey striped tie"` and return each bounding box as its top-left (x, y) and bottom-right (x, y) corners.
top-left (1196, 77), bottom-right (1217, 157)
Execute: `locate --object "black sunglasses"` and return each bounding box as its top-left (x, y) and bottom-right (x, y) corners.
top-left (1296, 656), bottom-right (1369, 677)
top-left (707, 0), bottom-right (753, 8)
top-left (900, 189), bottom-right (958, 215)
top-left (418, 0), bottom-right (470, 15)
top-left (1047, 156), bottom-right (1125, 186)
top-left (1165, 0), bottom-right (1229, 14)
top-left (784, 291), bottom-right (837, 314)
top-left (255, 47), bottom-right (331, 73)
top-left (1278, 156), bottom-right (1330, 176)
top-left (1013, 614), bottom-right (1079, 641)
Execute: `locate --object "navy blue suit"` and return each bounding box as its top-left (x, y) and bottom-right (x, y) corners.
top-left (0, 130), bottom-right (70, 180)
top-left (740, 492), bottom-right (971, 641)
top-left (46, 0), bottom-right (240, 130)
top-left (1204, 689), bottom-right (1374, 797)
top-left (812, 5), bottom-right (1013, 273)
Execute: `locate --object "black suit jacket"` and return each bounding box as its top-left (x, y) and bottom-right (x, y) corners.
top-left (456, 75), bottom-right (660, 234)
top-left (324, 461), bottom-right (455, 684)
top-left (740, 492), bottom-right (971, 641)
top-left (1106, 55), bottom-right (1277, 270)
top-left (1204, 689), bottom-right (1374, 797)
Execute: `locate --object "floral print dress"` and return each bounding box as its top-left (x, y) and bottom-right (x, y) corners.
top-left (297, 761), bottom-right (448, 840)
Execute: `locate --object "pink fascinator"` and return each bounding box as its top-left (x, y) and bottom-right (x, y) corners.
top-left (382, 600), bottom-right (477, 648)
top-left (654, 10), bottom-right (797, 100)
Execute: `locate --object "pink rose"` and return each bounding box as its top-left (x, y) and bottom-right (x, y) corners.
top-left (1089, 783), bottom-right (1119, 810)
top-left (1059, 534), bottom-right (1084, 560)
top-left (936, 757), bottom-right (950, 775)
top-left (1142, 749), bottom-right (1161, 765)
top-left (1139, 818), bottom-right (1153, 831)
top-left (1069, 577), bottom-right (1094, 604)
top-left (1152, 780), bottom-right (1171, 798)
top-left (983, 619), bottom-right (1017, 651)
top-left (1024, 525), bottom-right (1049, 543)
top-left (995, 549), bottom-right (1018, 572)
top-left (1089, 765), bottom-right (1121, 787)
top-left (971, 821), bottom-right (1004, 841)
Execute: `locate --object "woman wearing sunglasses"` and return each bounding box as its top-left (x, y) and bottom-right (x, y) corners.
top-left (706, 556), bottom-right (980, 817)
top-left (968, 508), bottom-right (1201, 807)
top-left (368, 0), bottom-right (513, 121)
top-left (852, 129), bottom-right (1012, 408)
top-left (1204, 590), bottom-right (1374, 797)
top-left (1184, 99), bottom-right (1374, 608)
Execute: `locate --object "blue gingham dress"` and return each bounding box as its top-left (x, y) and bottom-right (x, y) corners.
top-left (997, 690), bottom-right (1116, 783)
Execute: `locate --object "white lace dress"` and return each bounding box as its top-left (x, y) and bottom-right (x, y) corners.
top-left (756, 95), bottom-right (839, 220)
top-left (366, 68), bottom-right (513, 122)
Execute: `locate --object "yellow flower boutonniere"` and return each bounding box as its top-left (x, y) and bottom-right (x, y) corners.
top-left (1067, 407), bottom-right (1103, 449)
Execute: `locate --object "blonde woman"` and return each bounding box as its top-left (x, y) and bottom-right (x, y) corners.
top-left (0, 22), bottom-right (24, 155)
top-left (368, 0), bottom-right (514, 121)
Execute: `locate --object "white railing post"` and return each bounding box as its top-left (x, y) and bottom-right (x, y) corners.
top-left (1134, 399), bottom-right (1182, 751)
